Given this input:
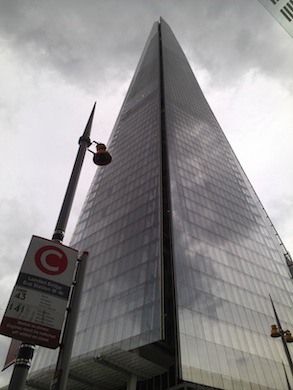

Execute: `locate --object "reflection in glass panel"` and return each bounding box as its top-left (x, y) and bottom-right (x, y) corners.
top-left (161, 18), bottom-right (293, 390)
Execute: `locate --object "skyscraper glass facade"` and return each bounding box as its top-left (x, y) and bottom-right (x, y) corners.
top-left (161, 20), bottom-right (293, 389)
top-left (26, 18), bottom-right (293, 390)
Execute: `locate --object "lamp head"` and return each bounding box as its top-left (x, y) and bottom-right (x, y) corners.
top-left (271, 324), bottom-right (281, 338)
top-left (285, 331), bottom-right (293, 343)
top-left (93, 143), bottom-right (112, 166)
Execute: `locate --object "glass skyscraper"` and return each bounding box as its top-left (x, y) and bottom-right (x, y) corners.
top-left (26, 18), bottom-right (293, 390)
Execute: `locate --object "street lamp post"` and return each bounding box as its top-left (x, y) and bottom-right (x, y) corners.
top-left (7, 103), bottom-right (112, 390)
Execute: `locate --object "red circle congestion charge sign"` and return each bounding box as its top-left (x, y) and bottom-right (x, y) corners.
top-left (35, 245), bottom-right (68, 275)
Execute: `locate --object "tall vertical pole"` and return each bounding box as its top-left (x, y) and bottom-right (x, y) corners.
top-left (7, 344), bottom-right (35, 390)
top-left (270, 295), bottom-right (293, 378)
top-left (50, 251), bottom-right (89, 390)
top-left (7, 103), bottom-right (96, 390)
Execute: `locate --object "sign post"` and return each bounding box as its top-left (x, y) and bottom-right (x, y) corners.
top-left (50, 251), bottom-right (88, 390)
top-left (0, 236), bottom-right (78, 349)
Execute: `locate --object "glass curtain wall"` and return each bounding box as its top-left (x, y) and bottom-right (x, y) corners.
top-left (160, 17), bottom-right (293, 390)
top-left (28, 19), bottom-right (293, 390)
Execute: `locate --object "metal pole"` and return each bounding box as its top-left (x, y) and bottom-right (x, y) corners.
top-left (52, 103), bottom-right (96, 241)
top-left (270, 294), bottom-right (293, 377)
top-left (7, 344), bottom-right (35, 390)
top-left (7, 103), bottom-right (96, 390)
top-left (50, 251), bottom-right (89, 390)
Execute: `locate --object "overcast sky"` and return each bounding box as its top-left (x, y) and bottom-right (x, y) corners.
top-left (0, 0), bottom-right (293, 385)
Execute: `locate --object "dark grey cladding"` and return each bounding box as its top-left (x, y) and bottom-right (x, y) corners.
top-left (27, 18), bottom-right (293, 390)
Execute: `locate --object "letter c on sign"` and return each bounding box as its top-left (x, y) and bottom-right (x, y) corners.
top-left (35, 246), bottom-right (68, 275)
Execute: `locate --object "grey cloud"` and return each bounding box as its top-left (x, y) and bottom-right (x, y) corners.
top-left (266, 195), bottom-right (293, 239)
top-left (176, 1), bottom-right (293, 88)
top-left (0, 0), bottom-right (292, 92)
top-left (0, 0), bottom-right (151, 89)
top-left (0, 198), bottom-right (45, 277)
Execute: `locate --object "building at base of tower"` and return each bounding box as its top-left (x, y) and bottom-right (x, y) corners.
top-left (23, 18), bottom-right (293, 390)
